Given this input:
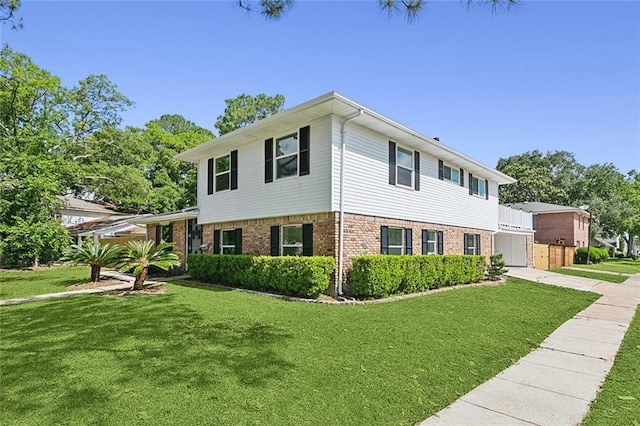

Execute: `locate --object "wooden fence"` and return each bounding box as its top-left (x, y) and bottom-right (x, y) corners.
top-left (533, 244), bottom-right (576, 270)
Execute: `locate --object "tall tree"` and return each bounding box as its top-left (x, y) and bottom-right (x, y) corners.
top-left (214, 93), bottom-right (284, 136)
top-left (0, 0), bottom-right (21, 27)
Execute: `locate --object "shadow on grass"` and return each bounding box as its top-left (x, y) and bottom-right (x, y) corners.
top-left (1, 293), bottom-right (294, 419)
top-left (167, 279), bottom-right (232, 293)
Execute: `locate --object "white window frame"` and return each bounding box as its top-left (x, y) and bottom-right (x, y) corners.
top-left (471, 176), bottom-right (486, 198)
top-left (221, 229), bottom-right (236, 254)
top-left (281, 224), bottom-right (303, 256)
top-left (442, 164), bottom-right (460, 184)
top-left (275, 132), bottom-right (299, 180)
top-left (466, 234), bottom-right (480, 255)
top-left (215, 153), bottom-right (231, 192)
top-left (425, 230), bottom-right (437, 254)
top-left (395, 146), bottom-right (414, 189)
top-left (388, 227), bottom-right (404, 255)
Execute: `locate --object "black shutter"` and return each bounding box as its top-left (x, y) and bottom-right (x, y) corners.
top-left (460, 168), bottom-right (464, 187)
top-left (405, 228), bottom-right (412, 255)
top-left (388, 141), bottom-right (396, 185)
top-left (437, 231), bottom-right (444, 255)
top-left (265, 138), bottom-right (273, 183)
top-left (155, 225), bottom-right (161, 245)
top-left (422, 230), bottom-right (428, 255)
top-left (485, 179), bottom-right (489, 200)
top-left (167, 223), bottom-right (173, 243)
top-left (381, 226), bottom-right (389, 254)
top-left (235, 228), bottom-right (242, 254)
top-left (463, 233), bottom-right (469, 255)
top-left (299, 126), bottom-right (310, 176)
top-left (438, 159), bottom-right (444, 180)
top-left (414, 151), bottom-right (420, 191)
top-left (302, 223), bottom-right (313, 256)
top-left (469, 173), bottom-right (474, 195)
top-left (270, 225), bottom-right (280, 256)
top-left (213, 230), bottom-right (220, 254)
top-left (207, 158), bottom-right (214, 195)
top-left (476, 234), bottom-right (482, 255)
top-left (230, 150), bottom-right (238, 190)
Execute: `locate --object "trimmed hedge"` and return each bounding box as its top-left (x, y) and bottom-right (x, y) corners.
top-left (575, 246), bottom-right (609, 264)
top-left (350, 255), bottom-right (486, 298)
top-left (187, 254), bottom-right (335, 298)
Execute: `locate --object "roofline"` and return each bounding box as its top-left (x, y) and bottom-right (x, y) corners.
top-left (175, 91), bottom-right (515, 185)
top-left (130, 209), bottom-right (200, 225)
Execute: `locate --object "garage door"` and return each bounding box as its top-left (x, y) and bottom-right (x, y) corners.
top-left (495, 234), bottom-right (527, 267)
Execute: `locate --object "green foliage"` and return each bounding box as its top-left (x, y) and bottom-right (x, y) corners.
top-left (350, 255), bottom-right (486, 298)
top-left (550, 268), bottom-right (628, 284)
top-left (615, 250), bottom-right (623, 258)
top-left (214, 93), bottom-right (285, 136)
top-left (187, 254), bottom-right (335, 298)
top-left (486, 253), bottom-right (508, 281)
top-left (118, 240), bottom-right (181, 289)
top-left (0, 0), bottom-right (21, 27)
top-left (575, 246), bottom-right (609, 264)
top-left (61, 239), bottom-right (122, 281)
top-left (0, 217), bottom-right (69, 268)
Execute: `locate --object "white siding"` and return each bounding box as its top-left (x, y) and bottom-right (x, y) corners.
top-left (495, 233), bottom-right (527, 266)
top-left (332, 120), bottom-right (499, 231)
top-left (197, 116), bottom-right (333, 224)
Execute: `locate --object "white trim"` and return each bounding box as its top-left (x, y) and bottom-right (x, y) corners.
top-left (281, 224), bottom-right (303, 256)
top-left (215, 153), bottom-right (231, 192)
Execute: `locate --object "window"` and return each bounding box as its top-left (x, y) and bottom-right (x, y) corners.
top-left (221, 230), bottom-right (236, 254)
top-left (387, 227), bottom-right (404, 255)
top-left (215, 154), bottom-right (230, 191)
top-left (388, 141), bottom-right (420, 190)
top-left (265, 126), bottom-right (310, 183)
top-left (281, 225), bottom-right (303, 255)
top-left (381, 226), bottom-right (413, 255)
top-left (443, 165), bottom-right (460, 183)
top-left (470, 175), bottom-right (487, 198)
top-left (155, 223), bottom-right (173, 244)
top-left (422, 230), bottom-right (444, 254)
top-left (424, 230), bottom-right (436, 254)
top-left (276, 133), bottom-right (298, 179)
top-left (464, 233), bottom-right (481, 255)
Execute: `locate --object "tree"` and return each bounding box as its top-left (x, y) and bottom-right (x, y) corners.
top-left (62, 239), bottom-right (122, 282)
top-left (236, 0), bottom-right (518, 22)
top-left (0, 0), bottom-right (21, 27)
top-left (118, 240), bottom-right (181, 290)
top-left (214, 93), bottom-right (285, 136)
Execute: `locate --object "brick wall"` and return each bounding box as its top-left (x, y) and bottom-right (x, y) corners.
top-left (526, 234), bottom-right (534, 267)
top-left (535, 212), bottom-right (588, 247)
top-left (172, 220), bottom-right (187, 265)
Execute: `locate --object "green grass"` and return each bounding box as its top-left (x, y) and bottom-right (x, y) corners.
top-left (0, 266), bottom-right (91, 299)
top-left (582, 306), bottom-right (640, 425)
top-left (570, 258), bottom-right (640, 275)
top-left (0, 277), bottom-right (598, 425)
top-left (550, 268), bottom-right (629, 283)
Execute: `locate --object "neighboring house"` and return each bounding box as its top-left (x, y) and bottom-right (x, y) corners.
top-left (58, 195), bottom-right (125, 227)
top-left (507, 202), bottom-right (590, 247)
top-left (136, 92), bottom-right (531, 295)
top-left (66, 216), bottom-right (146, 245)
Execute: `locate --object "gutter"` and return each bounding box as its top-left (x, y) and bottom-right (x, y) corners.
top-left (337, 109), bottom-right (364, 296)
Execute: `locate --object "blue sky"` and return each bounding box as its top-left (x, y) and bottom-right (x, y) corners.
top-left (2, 1), bottom-right (639, 173)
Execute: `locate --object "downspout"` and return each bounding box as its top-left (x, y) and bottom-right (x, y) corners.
top-left (337, 109), bottom-right (364, 296)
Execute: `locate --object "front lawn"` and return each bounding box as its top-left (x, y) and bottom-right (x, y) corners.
top-left (0, 266), bottom-right (91, 299)
top-left (570, 258), bottom-right (640, 275)
top-left (0, 277), bottom-right (597, 425)
top-left (550, 268), bottom-right (629, 283)
top-left (582, 306), bottom-right (640, 425)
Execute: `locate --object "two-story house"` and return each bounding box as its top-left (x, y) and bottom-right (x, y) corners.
top-left (135, 92), bottom-right (530, 295)
top-left (507, 202), bottom-right (590, 247)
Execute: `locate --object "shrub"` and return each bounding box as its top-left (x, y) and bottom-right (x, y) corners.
top-left (486, 253), bottom-right (508, 281)
top-left (187, 254), bottom-right (335, 298)
top-left (350, 255), bottom-right (486, 298)
top-left (615, 251), bottom-right (624, 259)
top-left (575, 247), bottom-right (609, 264)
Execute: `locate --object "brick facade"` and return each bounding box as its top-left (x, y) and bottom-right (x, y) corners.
top-left (147, 221), bottom-right (188, 266)
top-left (534, 212), bottom-right (589, 247)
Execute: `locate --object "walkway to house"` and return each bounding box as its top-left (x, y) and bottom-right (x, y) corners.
top-left (421, 267), bottom-right (640, 426)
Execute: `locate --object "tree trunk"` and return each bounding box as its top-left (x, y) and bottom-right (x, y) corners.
top-left (90, 264), bottom-right (101, 282)
top-left (133, 267), bottom-right (148, 291)
top-left (33, 256), bottom-right (39, 269)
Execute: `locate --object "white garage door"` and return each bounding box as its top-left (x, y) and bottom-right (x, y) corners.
top-left (495, 233), bottom-right (527, 267)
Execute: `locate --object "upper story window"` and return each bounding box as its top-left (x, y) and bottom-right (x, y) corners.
top-left (388, 141), bottom-right (420, 190)
top-left (207, 150), bottom-right (237, 195)
top-left (215, 154), bottom-right (230, 191)
top-left (438, 160), bottom-right (464, 187)
top-left (265, 126), bottom-right (310, 183)
top-left (469, 173), bottom-right (488, 199)
top-left (276, 133), bottom-right (298, 179)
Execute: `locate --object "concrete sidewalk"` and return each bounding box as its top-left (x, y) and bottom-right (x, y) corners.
top-left (421, 267), bottom-right (640, 426)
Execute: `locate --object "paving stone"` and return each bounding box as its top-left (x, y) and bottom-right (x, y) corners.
top-left (552, 320), bottom-right (627, 345)
top-left (420, 400), bottom-right (535, 426)
top-left (540, 333), bottom-right (621, 361)
top-left (498, 360), bottom-right (604, 401)
top-left (461, 378), bottom-right (590, 426)
top-left (578, 303), bottom-right (636, 324)
top-left (568, 315), bottom-right (630, 332)
top-left (522, 348), bottom-right (612, 378)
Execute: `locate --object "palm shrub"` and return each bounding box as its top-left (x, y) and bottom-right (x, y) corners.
top-left (118, 240), bottom-right (181, 290)
top-left (61, 239), bottom-right (122, 282)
